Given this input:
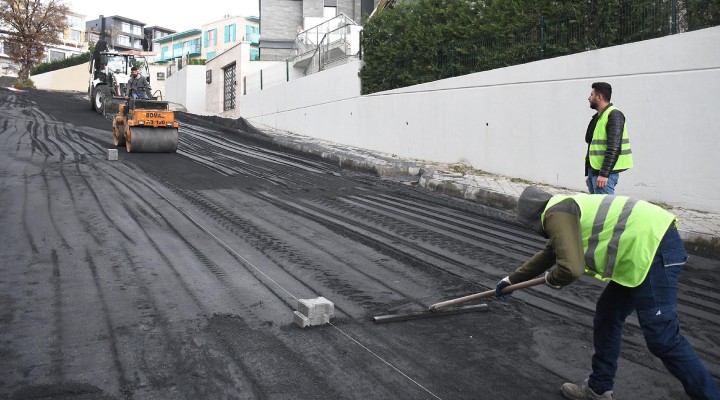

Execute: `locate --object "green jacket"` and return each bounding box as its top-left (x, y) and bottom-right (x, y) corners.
top-left (510, 194), bottom-right (676, 288)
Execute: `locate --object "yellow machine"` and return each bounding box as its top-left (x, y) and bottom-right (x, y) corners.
top-left (112, 95), bottom-right (179, 153)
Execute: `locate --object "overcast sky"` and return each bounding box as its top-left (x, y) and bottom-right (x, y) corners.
top-left (66, 0), bottom-right (260, 33)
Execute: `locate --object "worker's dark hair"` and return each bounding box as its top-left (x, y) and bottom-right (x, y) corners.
top-left (131, 66), bottom-right (138, 72)
top-left (592, 82), bottom-right (612, 102)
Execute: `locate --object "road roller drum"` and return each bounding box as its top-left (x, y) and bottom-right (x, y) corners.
top-left (110, 98), bottom-right (179, 153)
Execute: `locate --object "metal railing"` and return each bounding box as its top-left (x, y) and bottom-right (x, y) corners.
top-left (243, 14), bottom-right (361, 95)
top-left (301, 19), bottom-right (360, 76)
top-left (242, 60), bottom-right (306, 94)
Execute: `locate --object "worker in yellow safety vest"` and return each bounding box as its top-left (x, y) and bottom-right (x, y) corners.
top-left (585, 82), bottom-right (633, 195)
top-left (496, 186), bottom-right (719, 400)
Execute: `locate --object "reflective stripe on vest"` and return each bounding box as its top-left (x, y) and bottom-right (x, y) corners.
top-left (542, 194), bottom-right (676, 287)
top-left (588, 105), bottom-right (634, 171)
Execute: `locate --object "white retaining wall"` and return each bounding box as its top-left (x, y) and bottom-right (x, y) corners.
top-left (240, 26), bottom-right (720, 214)
top-left (32, 63), bottom-right (88, 92)
top-left (165, 65), bottom-right (207, 115)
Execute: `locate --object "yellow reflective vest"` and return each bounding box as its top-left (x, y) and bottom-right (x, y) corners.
top-left (588, 106), bottom-right (633, 171)
top-left (542, 194), bottom-right (676, 287)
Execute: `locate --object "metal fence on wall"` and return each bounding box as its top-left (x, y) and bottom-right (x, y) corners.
top-left (364, 0), bottom-right (720, 93)
top-left (242, 61), bottom-right (307, 95)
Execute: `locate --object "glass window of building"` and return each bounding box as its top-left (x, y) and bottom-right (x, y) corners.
top-left (323, 7), bottom-right (337, 18)
top-left (49, 50), bottom-right (65, 61)
top-left (117, 34), bottom-right (130, 46)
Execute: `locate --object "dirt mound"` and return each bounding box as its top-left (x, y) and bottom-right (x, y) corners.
top-left (175, 112), bottom-right (263, 136)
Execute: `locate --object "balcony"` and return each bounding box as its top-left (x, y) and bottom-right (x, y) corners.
top-left (159, 41), bottom-right (202, 62)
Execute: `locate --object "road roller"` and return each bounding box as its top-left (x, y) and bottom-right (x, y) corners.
top-left (112, 87), bottom-right (179, 153)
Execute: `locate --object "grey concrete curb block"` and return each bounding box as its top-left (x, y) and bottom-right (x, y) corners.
top-left (419, 173), bottom-right (518, 213)
top-left (679, 231), bottom-right (720, 260)
top-left (253, 126), bottom-right (719, 259)
top-left (419, 174), bottom-right (720, 259)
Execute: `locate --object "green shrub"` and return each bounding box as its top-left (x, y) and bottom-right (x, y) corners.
top-left (360, 0), bottom-right (720, 94)
top-left (31, 51), bottom-right (91, 76)
top-left (13, 79), bottom-right (36, 89)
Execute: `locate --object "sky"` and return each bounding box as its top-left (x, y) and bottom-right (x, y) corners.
top-left (65, 0), bottom-right (260, 33)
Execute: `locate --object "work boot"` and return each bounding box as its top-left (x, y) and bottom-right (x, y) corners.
top-left (561, 378), bottom-right (614, 399)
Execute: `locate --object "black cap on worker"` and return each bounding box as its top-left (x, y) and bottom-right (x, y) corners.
top-left (517, 186), bottom-right (552, 237)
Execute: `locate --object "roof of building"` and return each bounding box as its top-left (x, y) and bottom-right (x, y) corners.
top-left (145, 26), bottom-right (176, 34)
top-left (106, 15), bottom-right (146, 26)
top-left (154, 29), bottom-right (203, 43)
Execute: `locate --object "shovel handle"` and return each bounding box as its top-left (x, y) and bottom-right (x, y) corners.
top-left (428, 276), bottom-right (546, 311)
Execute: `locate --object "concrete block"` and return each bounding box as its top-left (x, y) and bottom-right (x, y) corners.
top-left (297, 297), bottom-right (334, 319)
top-left (107, 149), bottom-right (118, 161)
top-left (293, 311), bottom-right (330, 328)
top-left (294, 297), bottom-right (334, 328)
top-left (293, 311), bottom-right (310, 328)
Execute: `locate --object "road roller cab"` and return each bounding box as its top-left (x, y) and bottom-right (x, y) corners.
top-left (112, 93), bottom-right (179, 153)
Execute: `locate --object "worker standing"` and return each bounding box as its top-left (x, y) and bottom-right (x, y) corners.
top-left (495, 186), bottom-right (720, 400)
top-left (585, 82), bottom-right (633, 194)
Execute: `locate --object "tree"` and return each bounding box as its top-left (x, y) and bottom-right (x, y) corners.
top-left (0, 0), bottom-right (70, 80)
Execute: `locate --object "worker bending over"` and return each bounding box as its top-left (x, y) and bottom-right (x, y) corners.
top-left (496, 186), bottom-right (719, 400)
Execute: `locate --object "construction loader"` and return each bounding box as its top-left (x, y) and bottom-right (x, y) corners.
top-left (88, 46), bottom-right (147, 117)
top-left (111, 86), bottom-right (179, 153)
top-left (88, 38), bottom-right (179, 153)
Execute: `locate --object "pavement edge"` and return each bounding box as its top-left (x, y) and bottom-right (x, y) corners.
top-left (248, 123), bottom-right (720, 260)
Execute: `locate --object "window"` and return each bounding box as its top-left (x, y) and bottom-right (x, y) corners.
top-left (323, 6), bottom-right (337, 18)
top-left (250, 48), bottom-right (259, 61)
top-left (189, 38), bottom-right (201, 54)
top-left (70, 30), bottom-right (81, 42)
top-left (121, 22), bottom-right (131, 33)
top-left (49, 50), bottom-right (65, 61)
top-left (204, 29), bottom-right (216, 48)
top-left (246, 25), bottom-right (260, 45)
top-left (172, 42), bottom-right (183, 58)
top-left (132, 25), bottom-right (142, 35)
top-left (207, 51), bottom-right (216, 60)
top-left (224, 24), bottom-right (236, 43)
top-left (161, 45), bottom-right (170, 60)
top-left (117, 35), bottom-right (130, 46)
top-left (67, 16), bottom-right (82, 28)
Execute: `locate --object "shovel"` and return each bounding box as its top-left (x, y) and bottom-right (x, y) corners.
top-left (373, 276), bottom-right (546, 324)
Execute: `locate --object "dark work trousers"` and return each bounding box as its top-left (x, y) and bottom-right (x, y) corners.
top-left (589, 228), bottom-right (720, 399)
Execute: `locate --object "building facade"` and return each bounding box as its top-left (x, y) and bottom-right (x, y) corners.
top-left (259, 0), bottom-right (378, 61)
top-left (0, 18), bottom-right (17, 76)
top-left (44, 10), bottom-right (88, 62)
top-left (154, 29), bottom-right (202, 64)
top-left (143, 26), bottom-right (176, 52)
top-left (86, 15), bottom-right (146, 52)
top-left (201, 15), bottom-right (260, 62)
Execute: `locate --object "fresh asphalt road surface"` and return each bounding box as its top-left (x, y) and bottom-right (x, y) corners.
top-left (1, 89), bottom-right (718, 400)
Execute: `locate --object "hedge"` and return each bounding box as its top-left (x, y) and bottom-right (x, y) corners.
top-left (31, 51), bottom-right (91, 76)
